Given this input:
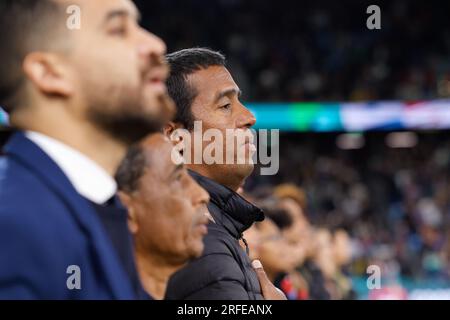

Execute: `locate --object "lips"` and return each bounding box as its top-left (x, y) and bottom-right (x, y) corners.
top-left (243, 140), bottom-right (255, 147)
top-left (242, 141), bottom-right (257, 153)
top-left (147, 71), bottom-right (166, 83)
top-left (143, 66), bottom-right (169, 91)
top-left (145, 70), bottom-right (166, 83)
top-left (145, 78), bottom-right (167, 93)
top-left (195, 213), bottom-right (209, 236)
top-left (238, 130), bottom-right (255, 146)
top-left (196, 224), bottom-right (208, 236)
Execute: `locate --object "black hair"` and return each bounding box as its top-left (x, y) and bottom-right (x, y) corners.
top-left (0, 0), bottom-right (63, 112)
top-left (115, 144), bottom-right (147, 194)
top-left (166, 48), bottom-right (226, 130)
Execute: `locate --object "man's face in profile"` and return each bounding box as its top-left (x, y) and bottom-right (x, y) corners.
top-left (58, 0), bottom-right (175, 143)
top-left (122, 134), bottom-right (210, 263)
top-left (185, 65), bottom-right (257, 187)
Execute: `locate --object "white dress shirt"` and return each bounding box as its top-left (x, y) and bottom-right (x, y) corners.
top-left (26, 131), bottom-right (117, 205)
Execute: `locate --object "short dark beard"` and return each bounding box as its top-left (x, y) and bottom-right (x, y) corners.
top-left (85, 79), bottom-right (175, 146)
top-left (87, 95), bottom-right (169, 146)
top-left (89, 110), bottom-right (165, 146)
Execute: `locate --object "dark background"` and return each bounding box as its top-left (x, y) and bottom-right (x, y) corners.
top-left (136, 0), bottom-right (450, 102)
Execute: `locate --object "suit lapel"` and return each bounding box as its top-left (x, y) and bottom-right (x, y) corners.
top-left (4, 132), bottom-right (134, 299)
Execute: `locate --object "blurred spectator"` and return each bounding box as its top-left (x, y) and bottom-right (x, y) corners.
top-left (247, 131), bottom-right (450, 298)
top-left (332, 229), bottom-right (357, 299)
top-left (255, 217), bottom-right (296, 282)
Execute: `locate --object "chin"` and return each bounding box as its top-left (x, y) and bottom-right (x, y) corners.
top-left (235, 163), bottom-right (255, 180)
top-left (189, 242), bottom-right (205, 259)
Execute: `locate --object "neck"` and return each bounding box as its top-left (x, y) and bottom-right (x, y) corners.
top-left (11, 107), bottom-right (127, 176)
top-left (187, 164), bottom-right (242, 192)
top-left (135, 249), bottom-right (181, 300)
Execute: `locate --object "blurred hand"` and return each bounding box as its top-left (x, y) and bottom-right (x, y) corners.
top-left (252, 260), bottom-right (287, 300)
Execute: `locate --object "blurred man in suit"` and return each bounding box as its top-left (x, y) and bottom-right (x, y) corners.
top-left (0, 0), bottom-right (174, 299)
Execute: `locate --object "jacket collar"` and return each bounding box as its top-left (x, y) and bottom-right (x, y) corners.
top-left (25, 131), bottom-right (117, 205)
top-left (4, 132), bottom-right (135, 299)
top-left (189, 170), bottom-right (264, 238)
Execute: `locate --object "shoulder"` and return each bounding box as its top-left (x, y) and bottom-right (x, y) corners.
top-left (0, 155), bottom-right (87, 261)
top-left (166, 224), bottom-right (248, 299)
top-left (0, 159), bottom-right (92, 298)
top-left (166, 251), bottom-right (247, 299)
top-left (0, 155), bottom-right (69, 216)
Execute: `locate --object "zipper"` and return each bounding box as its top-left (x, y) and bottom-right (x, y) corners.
top-left (240, 234), bottom-right (250, 256)
top-left (239, 233), bottom-right (259, 300)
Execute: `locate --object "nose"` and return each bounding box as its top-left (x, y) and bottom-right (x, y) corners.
top-left (137, 28), bottom-right (167, 61)
top-left (236, 102), bottom-right (257, 129)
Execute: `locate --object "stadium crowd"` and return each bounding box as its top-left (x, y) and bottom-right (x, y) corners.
top-left (136, 0), bottom-right (450, 102)
top-left (243, 132), bottom-right (450, 299)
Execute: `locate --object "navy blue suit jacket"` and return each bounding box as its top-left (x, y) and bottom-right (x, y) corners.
top-left (0, 132), bottom-right (135, 299)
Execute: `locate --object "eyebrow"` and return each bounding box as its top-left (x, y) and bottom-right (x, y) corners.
top-left (214, 88), bottom-right (242, 103)
top-left (103, 7), bottom-right (141, 25)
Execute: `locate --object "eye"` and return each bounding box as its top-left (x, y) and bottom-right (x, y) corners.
top-left (219, 103), bottom-right (231, 111)
top-left (109, 27), bottom-right (127, 36)
top-left (175, 172), bottom-right (183, 182)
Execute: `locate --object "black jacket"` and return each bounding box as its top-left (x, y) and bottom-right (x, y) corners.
top-left (165, 170), bottom-right (265, 300)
